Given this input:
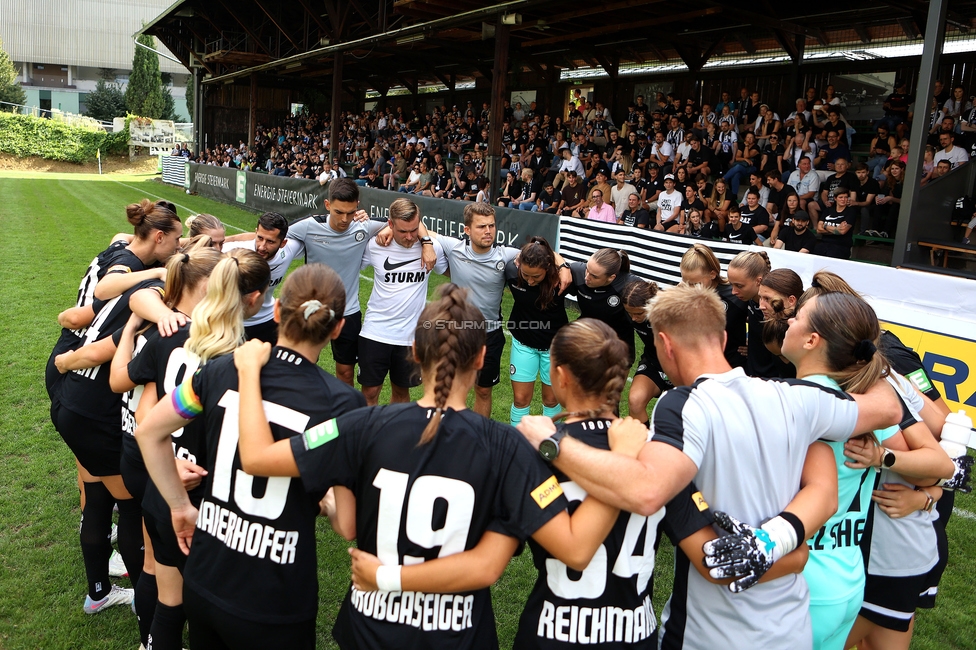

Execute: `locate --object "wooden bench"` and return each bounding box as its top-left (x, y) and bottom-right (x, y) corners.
top-left (918, 240), bottom-right (976, 267)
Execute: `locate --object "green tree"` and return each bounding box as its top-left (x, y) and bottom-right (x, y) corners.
top-left (185, 74), bottom-right (194, 118)
top-left (0, 37), bottom-right (26, 110)
top-left (159, 72), bottom-right (178, 121)
top-left (125, 33), bottom-right (164, 118)
top-left (84, 80), bottom-right (127, 121)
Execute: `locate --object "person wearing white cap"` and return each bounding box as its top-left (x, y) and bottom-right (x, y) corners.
top-left (654, 174), bottom-right (683, 232)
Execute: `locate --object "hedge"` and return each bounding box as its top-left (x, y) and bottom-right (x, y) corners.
top-left (0, 113), bottom-right (130, 164)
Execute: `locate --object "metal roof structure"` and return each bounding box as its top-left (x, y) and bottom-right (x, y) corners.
top-left (0, 0), bottom-right (187, 73)
top-left (141, 0), bottom-right (976, 91)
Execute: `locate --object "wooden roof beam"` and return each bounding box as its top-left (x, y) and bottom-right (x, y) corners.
top-left (854, 24), bottom-right (871, 44)
top-left (214, 0), bottom-right (271, 55)
top-left (295, 0), bottom-right (333, 39)
top-left (773, 29), bottom-right (798, 60)
top-left (521, 7), bottom-right (722, 48)
top-left (252, 0), bottom-right (301, 51)
top-left (810, 27), bottom-right (829, 47)
top-left (346, 0), bottom-right (378, 31)
top-left (897, 17), bottom-right (919, 39)
top-left (512, 0), bottom-right (667, 33)
top-left (737, 34), bottom-right (756, 54)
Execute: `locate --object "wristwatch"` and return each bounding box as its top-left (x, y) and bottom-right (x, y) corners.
top-left (420, 236), bottom-right (433, 245)
top-left (559, 261), bottom-right (571, 270)
top-left (880, 448), bottom-right (896, 468)
top-left (539, 425), bottom-right (569, 462)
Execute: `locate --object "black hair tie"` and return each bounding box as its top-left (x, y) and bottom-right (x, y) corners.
top-left (811, 277), bottom-right (822, 289)
top-left (854, 339), bottom-right (876, 362)
top-left (182, 253), bottom-right (190, 264)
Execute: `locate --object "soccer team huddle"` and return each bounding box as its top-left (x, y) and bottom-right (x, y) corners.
top-left (47, 177), bottom-right (972, 650)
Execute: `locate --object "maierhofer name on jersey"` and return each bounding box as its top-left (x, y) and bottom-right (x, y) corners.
top-left (350, 586), bottom-right (475, 632)
top-left (196, 499), bottom-right (299, 565)
top-left (536, 595), bottom-right (655, 645)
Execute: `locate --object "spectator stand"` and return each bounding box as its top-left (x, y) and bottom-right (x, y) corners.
top-left (141, 0), bottom-right (976, 277)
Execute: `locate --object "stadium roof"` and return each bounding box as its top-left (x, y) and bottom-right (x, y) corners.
top-left (141, 0), bottom-right (976, 91)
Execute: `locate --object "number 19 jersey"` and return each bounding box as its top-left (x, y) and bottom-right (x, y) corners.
top-left (175, 346), bottom-right (366, 624)
top-left (290, 404), bottom-right (571, 650)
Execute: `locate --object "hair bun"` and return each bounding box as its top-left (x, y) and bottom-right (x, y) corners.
top-left (854, 339), bottom-right (876, 362)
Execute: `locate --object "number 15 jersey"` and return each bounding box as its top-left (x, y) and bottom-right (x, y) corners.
top-left (174, 346), bottom-right (366, 624)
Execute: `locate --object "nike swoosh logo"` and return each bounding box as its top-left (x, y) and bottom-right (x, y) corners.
top-left (383, 258), bottom-right (415, 271)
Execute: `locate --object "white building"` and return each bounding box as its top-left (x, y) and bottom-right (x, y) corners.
top-left (0, 0), bottom-right (190, 120)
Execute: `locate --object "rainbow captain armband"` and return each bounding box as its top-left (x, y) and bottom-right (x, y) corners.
top-left (172, 380), bottom-right (204, 419)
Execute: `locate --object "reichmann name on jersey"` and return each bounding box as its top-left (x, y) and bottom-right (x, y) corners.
top-left (350, 586), bottom-right (475, 632)
top-left (195, 499), bottom-right (299, 565)
top-left (536, 595), bottom-right (655, 645)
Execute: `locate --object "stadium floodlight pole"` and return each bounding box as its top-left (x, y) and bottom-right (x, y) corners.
top-left (891, 0), bottom-right (947, 268)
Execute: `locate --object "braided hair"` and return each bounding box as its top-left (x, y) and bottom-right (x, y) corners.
top-left (414, 284), bottom-right (486, 444)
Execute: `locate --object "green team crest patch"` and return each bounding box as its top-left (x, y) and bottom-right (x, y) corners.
top-left (305, 419), bottom-right (339, 449)
top-left (906, 368), bottom-right (933, 393)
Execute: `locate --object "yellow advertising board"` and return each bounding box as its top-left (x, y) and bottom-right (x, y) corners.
top-left (883, 321), bottom-right (976, 417)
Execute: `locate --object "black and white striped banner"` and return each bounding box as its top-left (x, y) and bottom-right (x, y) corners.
top-left (558, 217), bottom-right (745, 287)
top-left (161, 156), bottom-right (189, 188)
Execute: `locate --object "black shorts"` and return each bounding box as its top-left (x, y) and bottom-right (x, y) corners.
top-left (244, 318), bottom-right (278, 344)
top-left (477, 328), bottom-right (506, 389)
top-left (332, 310), bottom-right (362, 366)
top-left (357, 336), bottom-right (420, 388)
top-left (920, 490), bottom-right (954, 608)
top-left (144, 505), bottom-right (186, 572)
top-left (184, 585), bottom-right (315, 650)
top-left (56, 407), bottom-right (122, 477)
top-left (120, 436), bottom-right (149, 504)
top-left (860, 572), bottom-right (932, 632)
top-left (634, 355), bottom-right (673, 393)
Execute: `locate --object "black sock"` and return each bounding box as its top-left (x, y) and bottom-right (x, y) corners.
top-left (80, 482), bottom-right (115, 600)
top-left (134, 572), bottom-right (157, 647)
top-left (148, 602), bottom-right (186, 650)
top-left (115, 497), bottom-right (144, 587)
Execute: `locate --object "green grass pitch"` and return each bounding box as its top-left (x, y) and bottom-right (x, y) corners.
top-left (0, 171), bottom-right (973, 648)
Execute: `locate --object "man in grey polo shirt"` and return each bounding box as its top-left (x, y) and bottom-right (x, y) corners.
top-left (517, 283), bottom-right (901, 649)
top-left (286, 178), bottom-right (435, 385)
top-left (436, 203), bottom-right (570, 417)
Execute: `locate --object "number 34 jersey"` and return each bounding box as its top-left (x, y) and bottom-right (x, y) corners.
top-left (515, 419), bottom-right (713, 649)
top-left (175, 346), bottom-right (366, 624)
top-left (290, 403), bottom-right (571, 650)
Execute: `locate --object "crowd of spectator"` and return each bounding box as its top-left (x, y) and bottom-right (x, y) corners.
top-left (179, 78), bottom-right (976, 257)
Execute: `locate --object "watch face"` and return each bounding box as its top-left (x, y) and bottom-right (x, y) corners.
top-left (539, 439), bottom-right (558, 462)
top-left (883, 450), bottom-right (896, 467)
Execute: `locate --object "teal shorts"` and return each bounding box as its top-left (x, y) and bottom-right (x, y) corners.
top-left (811, 594), bottom-right (862, 650)
top-left (509, 338), bottom-right (551, 385)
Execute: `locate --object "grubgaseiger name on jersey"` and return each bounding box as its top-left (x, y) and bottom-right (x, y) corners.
top-left (536, 595), bottom-right (655, 645)
top-left (349, 586), bottom-right (475, 633)
top-left (194, 498), bottom-right (299, 565)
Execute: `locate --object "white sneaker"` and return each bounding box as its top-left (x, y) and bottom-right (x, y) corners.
top-left (109, 550), bottom-right (128, 578)
top-left (83, 584), bottom-right (134, 615)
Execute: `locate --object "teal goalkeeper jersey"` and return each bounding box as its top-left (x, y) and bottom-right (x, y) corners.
top-left (802, 375), bottom-right (898, 605)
